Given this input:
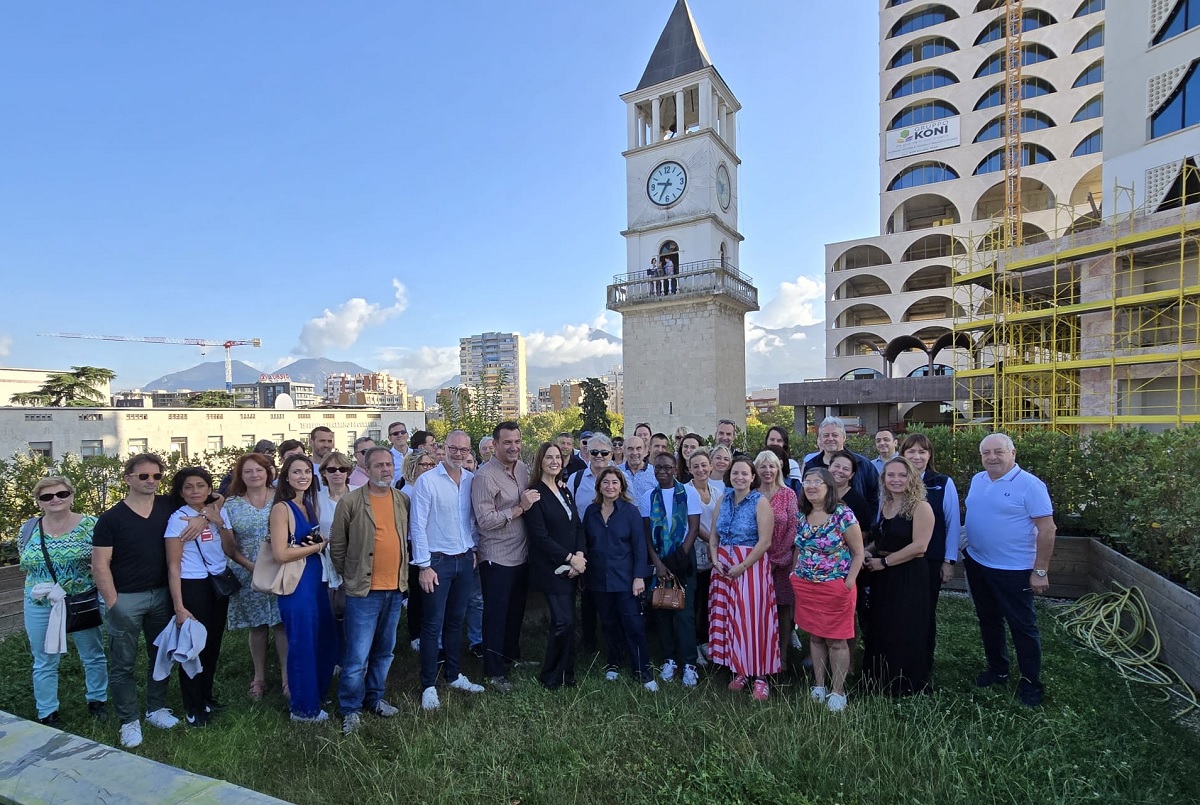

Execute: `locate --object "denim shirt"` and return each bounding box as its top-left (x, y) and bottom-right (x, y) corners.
top-left (716, 489), bottom-right (762, 548)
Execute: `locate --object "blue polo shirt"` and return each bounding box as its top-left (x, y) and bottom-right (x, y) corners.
top-left (964, 463), bottom-right (1053, 570)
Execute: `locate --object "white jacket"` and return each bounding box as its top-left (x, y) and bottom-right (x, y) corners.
top-left (29, 582), bottom-right (67, 655)
top-left (152, 617), bottom-right (208, 680)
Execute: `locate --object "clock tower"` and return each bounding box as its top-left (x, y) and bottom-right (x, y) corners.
top-left (607, 0), bottom-right (758, 436)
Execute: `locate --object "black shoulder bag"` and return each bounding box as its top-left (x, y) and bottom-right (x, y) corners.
top-left (37, 517), bottom-right (103, 633)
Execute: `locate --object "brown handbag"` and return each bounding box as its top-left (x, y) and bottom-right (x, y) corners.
top-left (651, 575), bottom-right (686, 611)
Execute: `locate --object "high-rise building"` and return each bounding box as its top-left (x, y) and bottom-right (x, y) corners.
top-left (787, 0), bottom-right (1108, 433)
top-left (458, 332), bottom-right (528, 418)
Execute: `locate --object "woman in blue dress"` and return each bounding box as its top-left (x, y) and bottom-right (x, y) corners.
top-left (269, 454), bottom-right (337, 721)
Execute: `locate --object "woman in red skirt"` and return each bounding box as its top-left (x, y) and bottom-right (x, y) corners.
top-left (792, 467), bottom-right (865, 712)
top-left (707, 456), bottom-right (779, 700)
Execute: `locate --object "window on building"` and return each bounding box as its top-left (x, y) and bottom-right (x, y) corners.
top-left (889, 5), bottom-right (958, 38)
top-left (207, 436), bottom-right (224, 451)
top-left (241, 434), bottom-right (256, 447)
top-left (887, 162), bottom-right (960, 191)
top-left (81, 440), bottom-right (104, 458)
top-left (889, 100), bottom-right (959, 129)
top-left (974, 43), bottom-right (1056, 78)
top-left (1072, 94), bottom-right (1103, 122)
top-left (273, 433), bottom-right (285, 443)
top-left (1153, 0), bottom-right (1199, 44)
top-left (1074, 0), bottom-right (1103, 17)
top-left (1152, 63), bottom-right (1200, 138)
top-left (171, 437), bottom-right (189, 456)
top-left (888, 68), bottom-right (958, 100)
top-left (974, 144), bottom-right (1056, 175)
top-left (1072, 60), bottom-right (1104, 89)
top-left (28, 441), bottom-right (52, 459)
top-left (887, 0), bottom-right (917, 6)
top-left (975, 10), bottom-right (1057, 46)
top-left (1071, 130), bottom-right (1103, 157)
top-left (975, 77), bottom-right (1055, 110)
top-left (1073, 24), bottom-right (1104, 53)
top-left (888, 36), bottom-right (958, 69)
top-left (128, 438), bottom-right (149, 453)
top-left (973, 111), bottom-right (1055, 142)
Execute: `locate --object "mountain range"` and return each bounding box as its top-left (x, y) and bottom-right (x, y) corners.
top-left (140, 357), bottom-right (373, 391)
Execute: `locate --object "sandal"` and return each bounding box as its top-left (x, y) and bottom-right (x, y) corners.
top-left (249, 679), bottom-right (266, 700)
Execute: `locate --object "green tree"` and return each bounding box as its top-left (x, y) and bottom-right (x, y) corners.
top-left (437, 370), bottom-right (506, 447)
top-left (186, 390), bottom-right (238, 408)
top-left (10, 366), bottom-right (116, 407)
top-left (580, 378), bottom-right (611, 434)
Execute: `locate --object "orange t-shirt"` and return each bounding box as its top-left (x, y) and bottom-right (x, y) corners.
top-left (368, 492), bottom-right (402, 591)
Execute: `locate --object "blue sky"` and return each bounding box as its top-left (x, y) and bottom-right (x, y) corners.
top-left (0, 1), bottom-right (880, 392)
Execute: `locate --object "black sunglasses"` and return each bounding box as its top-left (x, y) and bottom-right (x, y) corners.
top-left (38, 490), bottom-right (73, 502)
top-left (325, 466), bottom-right (351, 474)
top-left (133, 472), bottom-right (164, 481)
top-left (589, 449), bottom-right (611, 457)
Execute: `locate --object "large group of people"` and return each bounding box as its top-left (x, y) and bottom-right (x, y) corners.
top-left (18, 417), bottom-right (1057, 747)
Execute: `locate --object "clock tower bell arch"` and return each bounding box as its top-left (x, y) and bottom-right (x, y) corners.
top-left (607, 0), bottom-right (758, 436)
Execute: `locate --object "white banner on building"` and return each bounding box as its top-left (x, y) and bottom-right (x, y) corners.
top-left (885, 116), bottom-right (960, 160)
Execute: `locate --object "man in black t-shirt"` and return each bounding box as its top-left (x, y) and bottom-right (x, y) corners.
top-left (92, 453), bottom-right (204, 749)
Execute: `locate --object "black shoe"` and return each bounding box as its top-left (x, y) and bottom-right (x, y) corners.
top-left (1017, 681), bottom-right (1044, 707)
top-left (185, 710), bottom-right (211, 728)
top-left (204, 699), bottom-right (225, 714)
top-left (38, 711), bottom-right (61, 728)
top-left (88, 701), bottom-right (108, 720)
top-left (975, 669), bottom-right (1010, 688)
top-left (469, 643), bottom-right (484, 659)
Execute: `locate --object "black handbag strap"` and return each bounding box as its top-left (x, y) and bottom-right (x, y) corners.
top-left (35, 517), bottom-right (62, 586)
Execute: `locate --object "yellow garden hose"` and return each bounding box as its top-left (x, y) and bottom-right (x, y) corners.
top-left (1057, 584), bottom-right (1197, 718)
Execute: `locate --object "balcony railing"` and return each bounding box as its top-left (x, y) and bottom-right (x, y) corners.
top-left (606, 259), bottom-right (758, 311)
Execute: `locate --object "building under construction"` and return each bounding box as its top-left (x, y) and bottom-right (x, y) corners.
top-left (952, 166), bottom-right (1200, 432)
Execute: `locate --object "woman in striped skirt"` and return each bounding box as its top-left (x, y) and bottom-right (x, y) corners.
top-left (707, 456), bottom-right (779, 700)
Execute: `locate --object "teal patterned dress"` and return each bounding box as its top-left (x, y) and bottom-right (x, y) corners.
top-left (225, 496), bottom-right (282, 629)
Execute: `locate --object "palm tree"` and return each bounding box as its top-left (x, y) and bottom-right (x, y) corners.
top-left (10, 366), bottom-right (117, 406)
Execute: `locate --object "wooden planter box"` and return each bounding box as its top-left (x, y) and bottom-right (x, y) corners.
top-left (0, 564), bottom-right (25, 639)
top-left (945, 535), bottom-right (1200, 693)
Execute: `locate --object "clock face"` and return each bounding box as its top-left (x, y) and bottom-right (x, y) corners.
top-left (716, 164), bottom-right (731, 211)
top-left (647, 161), bottom-right (687, 206)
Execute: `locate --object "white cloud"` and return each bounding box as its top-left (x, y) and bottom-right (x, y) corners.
top-left (294, 279), bottom-right (408, 356)
top-left (375, 345), bottom-right (460, 390)
top-left (523, 323), bottom-right (622, 369)
top-left (0, 335), bottom-right (10, 357)
top-left (753, 274), bottom-right (825, 330)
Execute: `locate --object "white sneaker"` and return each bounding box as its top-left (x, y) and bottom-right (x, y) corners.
top-left (660, 659), bottom-right (678, 682)
top-left (695, 648), bottom-right (709, 668)
top-left (449, 674), bottom-right (485, 693)
top-left (290, 710), bottom-right (329, 723)
top-left (342, 712), bottom-right (362, 735)
top-left (119, 720), bottom-right (142, 748)
top-left (682, 665), bottom-right (699, 688)
top-left (421, 686), bottom-right (441, 711)
top-left (145, 708), bottom-right (179, 729)
top-left (810, 686), bottom-right (828, 703)
top-left (605, 669), bottom-right (620, 682)
top-left (410, 638), bottom-right (420, 652)
top-left (827, 692), bottom-right (848, 712)
top-left (791, 630), bottom-right (803, 652)
top-left (371, 700), bottom-right (399, 717)
top-left (643, 680), bottom-right (659, 692)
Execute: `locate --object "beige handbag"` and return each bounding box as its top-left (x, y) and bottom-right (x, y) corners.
top-left (252, 539), bottom-right (304, 596)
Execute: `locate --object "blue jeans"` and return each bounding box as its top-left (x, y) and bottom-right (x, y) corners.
top-left (25, 600), bottom-right (108, 719)
top-left (964, 551), bottom-right (1043, 690)
top-left (338, 589), bottom-right (404, 715)
top-left (467, 567), bottom-right (484, 647)
top-left (419, 552), bottom-right (474, 689)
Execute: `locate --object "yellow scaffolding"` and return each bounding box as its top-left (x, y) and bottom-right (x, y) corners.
top-left (952, 164), bottom-right (1200, 433)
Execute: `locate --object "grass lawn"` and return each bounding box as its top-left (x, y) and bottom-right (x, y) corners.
top-left (2, 593), bottom-right (1197, 805)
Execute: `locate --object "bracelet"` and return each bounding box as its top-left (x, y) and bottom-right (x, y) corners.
top-left (881, 556), bottom-right (889, 569)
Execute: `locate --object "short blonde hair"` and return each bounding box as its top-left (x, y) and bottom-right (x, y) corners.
top-left (753, 449), bottom-right (783, 475)
top-left (33, 475), bottom-right (75, 498)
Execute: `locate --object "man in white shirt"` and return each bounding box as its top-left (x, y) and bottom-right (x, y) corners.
top-left (871, 429), bottom-right (898, 474)
top-left (620, 435), bottom-right (657, 503)
top-left (387, 421), bottom-right (410, 484)
top-left (408, 429), bottom-right (486, 710)
top-left (567, 434), bottom-right (614, 518)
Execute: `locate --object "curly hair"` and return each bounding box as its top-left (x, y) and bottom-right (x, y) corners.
top-left (880, 456), bottom-right (927, 519)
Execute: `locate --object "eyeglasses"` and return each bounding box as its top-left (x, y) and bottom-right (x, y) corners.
top-left (446, 445), bottom-right (472, 455)
top-left (390, 430), bottom-right (407, 436)
top-left (38, 490), bottom-right (72, 501)
top-left (325, 467), bottom-right (351, 474)
top-left (802, 480), bottom-right (826, 487)
top-left (589, 449), bottom-right (611, 457)
top-left (132, 472), bottom-right (164, 481)
top-left (417, 461), bottom-right (436, 469)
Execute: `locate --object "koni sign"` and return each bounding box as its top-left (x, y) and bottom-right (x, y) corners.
top-left (885, 116), bottom-right (960, 160)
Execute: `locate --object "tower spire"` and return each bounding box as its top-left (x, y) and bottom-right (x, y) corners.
top-left (637, 0), bottom-right (712, 90)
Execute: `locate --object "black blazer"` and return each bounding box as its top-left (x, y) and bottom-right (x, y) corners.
top-left (525, 480), bottom-right (586, 594)
top-left (583, 498), bottom-right (652, 594)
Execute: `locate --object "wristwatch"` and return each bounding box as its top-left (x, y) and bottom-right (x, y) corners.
top-left (1033, 569), bottom-right (1048, 577)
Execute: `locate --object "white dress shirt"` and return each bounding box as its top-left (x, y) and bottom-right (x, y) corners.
top-left (408, 462), bottom-right (478, 568)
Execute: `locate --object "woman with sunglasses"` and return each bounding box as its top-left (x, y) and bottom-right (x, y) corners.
top-left (223, 453), bottom-right (288, 700)
top-left (19, 476), bottom-right (108, 727)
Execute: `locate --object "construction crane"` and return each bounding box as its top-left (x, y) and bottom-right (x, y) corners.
top-left (1003, 0), bottom-right (1024, 249)
top-left (41, 333), bottom-right (263, 393)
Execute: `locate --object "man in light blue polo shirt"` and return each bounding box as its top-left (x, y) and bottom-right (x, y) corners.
top-left (963, 433), bottom-right (1056, 707)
